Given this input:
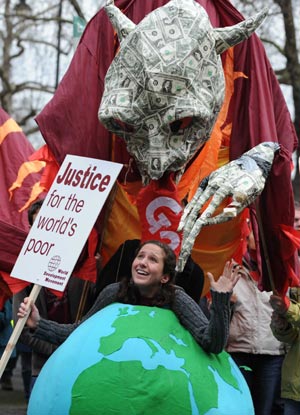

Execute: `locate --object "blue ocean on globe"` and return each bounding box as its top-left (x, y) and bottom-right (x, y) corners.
top-left (28, 303), bottom-right (254, 415)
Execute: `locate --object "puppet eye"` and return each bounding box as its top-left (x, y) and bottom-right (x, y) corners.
top-left (113, 119), bottom-right (135, 133)
top-left (169, 117), bottom-right (193, 133)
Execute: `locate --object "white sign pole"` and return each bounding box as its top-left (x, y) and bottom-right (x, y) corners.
top-left (0, 155), bottom-right (122, 378)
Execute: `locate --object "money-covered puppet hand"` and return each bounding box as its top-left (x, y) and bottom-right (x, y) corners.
top-left (177, 142), bottom-right (279, 272)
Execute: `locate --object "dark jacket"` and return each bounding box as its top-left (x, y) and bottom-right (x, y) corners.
top-left (0, 299), bottom-right (16, 358)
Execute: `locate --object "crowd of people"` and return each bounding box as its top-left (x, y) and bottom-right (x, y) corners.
top-left (0, 200), bottom-right (299, 415)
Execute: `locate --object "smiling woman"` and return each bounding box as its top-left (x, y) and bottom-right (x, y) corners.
top-left (118, 240), bottom-right (176, 307)
top-left (18, 240), bottom-right (240, 354)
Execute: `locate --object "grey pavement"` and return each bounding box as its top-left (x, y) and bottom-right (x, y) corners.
top-left (0, 358), bottom-right (27, 415)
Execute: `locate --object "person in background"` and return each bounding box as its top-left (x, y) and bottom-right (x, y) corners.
top-left (226, 264), bottom-right (285, 415)
top-left (294, 202), bottom-right (300, 231)
top-left (225, 227), bottom-right (285, 415)
top-left (267, 200), bottom-right (300, 414)
top-left (15, 340), bottom-right (32, 402)
top-left (270, 290), bottom-right (300, 415)
top-left (18, 240), bottom-right (240, 354)
top-left (13, 199), bottom-right (98, 396)
top-left (0, 299), bottom-right (17, 391)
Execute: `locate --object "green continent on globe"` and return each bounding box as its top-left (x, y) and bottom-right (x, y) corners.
top-left (70, 305), bottom-right (240, 415)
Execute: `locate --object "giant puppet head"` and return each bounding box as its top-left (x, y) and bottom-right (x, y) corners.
top-left (99, 0), bottom-right (267, 184)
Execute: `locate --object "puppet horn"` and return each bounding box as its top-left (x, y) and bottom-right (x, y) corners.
top-left (213, 8), bottom-right (268, 54)
top-left (105, 0), bottom-right (136, 44)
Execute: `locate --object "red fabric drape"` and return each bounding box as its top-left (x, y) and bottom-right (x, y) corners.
top-left (0, 108), bottom-right (42, 308)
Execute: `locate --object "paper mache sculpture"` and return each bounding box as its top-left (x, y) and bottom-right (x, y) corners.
top-left (98, 0), bottom-right (279, 270)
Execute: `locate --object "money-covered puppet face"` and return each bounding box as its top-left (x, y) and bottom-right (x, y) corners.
top-left (99, 1), bottom-right (223, 183)
top-left (99, 0), bottom-right (267, 183)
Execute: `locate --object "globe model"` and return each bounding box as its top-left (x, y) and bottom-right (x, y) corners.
top-left (28, 303), bottom-right (254, 415)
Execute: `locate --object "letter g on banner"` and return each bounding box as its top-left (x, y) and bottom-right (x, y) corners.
top-left (136, 175), bottom-right (183, 257)
top-left (146, 196), bottom-right (182, 252)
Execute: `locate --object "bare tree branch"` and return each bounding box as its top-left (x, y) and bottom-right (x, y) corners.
top-left (68, 0), bottom-right (86, 21)
top-left (260, 37), bottom-right (285, 56)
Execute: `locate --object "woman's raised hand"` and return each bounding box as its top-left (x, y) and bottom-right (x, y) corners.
top-left (17, 297), bottom-right (40, 329)
top-left (207, 260), bottom-right (241, 293)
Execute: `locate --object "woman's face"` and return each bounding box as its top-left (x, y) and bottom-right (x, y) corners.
top-left (131, 243), bottom-right (170, 297)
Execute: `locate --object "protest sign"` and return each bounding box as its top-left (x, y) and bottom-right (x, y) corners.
top-left (11, 155), bottom-right (122, 291)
